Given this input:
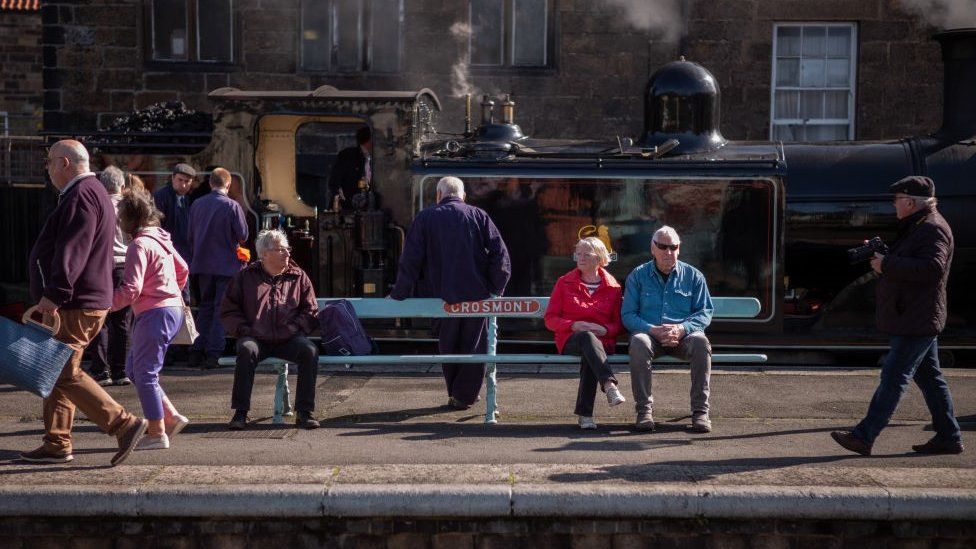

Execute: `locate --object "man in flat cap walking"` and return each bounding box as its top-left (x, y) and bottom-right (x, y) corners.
top-left (831, 175), bottom-right (964, 456)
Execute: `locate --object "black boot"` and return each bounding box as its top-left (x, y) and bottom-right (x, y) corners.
top-left (296, 411), bottom-right (320, 430)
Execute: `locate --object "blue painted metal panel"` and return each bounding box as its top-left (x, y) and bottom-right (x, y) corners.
top-left (318, 297), bottom-right (761, 319)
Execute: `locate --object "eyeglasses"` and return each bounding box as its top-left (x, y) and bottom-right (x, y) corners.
top-left (44, 155), bottom-right (65, 167)
top-left (653, 240), bottom-right (679, 252)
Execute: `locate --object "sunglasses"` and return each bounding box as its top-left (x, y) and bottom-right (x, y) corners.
top-left (653, 241), bottom-right (679, 252)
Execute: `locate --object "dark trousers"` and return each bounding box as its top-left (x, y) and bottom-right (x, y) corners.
top-left (437, 317), bottom-right (487, 406)
top-left (192, 274), bottom-right (231, 357)
top-left (853, 335), bottom-right (962, 445)
top-left (90, 265), bottom-right (131, 379)
top-left (232, 336), bottom-right (319, 413)
top-left (564, 331), bottom-right (618, 417)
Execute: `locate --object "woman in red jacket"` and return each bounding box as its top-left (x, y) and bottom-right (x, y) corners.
top-left (544, 237), bottom-right (625, 429)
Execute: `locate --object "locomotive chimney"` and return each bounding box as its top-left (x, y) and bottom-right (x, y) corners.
top-left (934, 28), bottom-right (976, 141)
top-left (641, 57), bottom-right (726, 155)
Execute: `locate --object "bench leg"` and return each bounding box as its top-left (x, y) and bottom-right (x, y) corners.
top-left (273, 363), bottom-right (292, 425)
top-left (485, 316), bottom-right (499, 424)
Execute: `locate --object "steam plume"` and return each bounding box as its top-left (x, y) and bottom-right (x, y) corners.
top-left (598, 0), bottom-right (685, 42)
top-left (898, 0), bottom-right (976, 29)
top-left (449, 22), bottom-right (477, 98)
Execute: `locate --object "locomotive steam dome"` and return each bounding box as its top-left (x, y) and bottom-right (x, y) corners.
top-left (642, 58), bottom-right (727, 155)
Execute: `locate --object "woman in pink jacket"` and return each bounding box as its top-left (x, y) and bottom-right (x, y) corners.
top-left (544, 237), bottom-right (625, 429)
top-left (112, 190), bottom-right (190, 450)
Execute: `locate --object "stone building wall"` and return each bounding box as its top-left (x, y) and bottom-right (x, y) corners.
top-left (36, 0), bottom-right (947, 141)
top-left (0, 9), bottom-right (43, 135)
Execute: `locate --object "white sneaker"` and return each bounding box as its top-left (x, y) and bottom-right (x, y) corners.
top-left (578, 416), bottom-right (597, 430)
top-left (136, 434), bottom-right (169, 451)
top-left (166, 414), bottom-right (189, 438)
top-left (606, 383), bottom-right (626, 407)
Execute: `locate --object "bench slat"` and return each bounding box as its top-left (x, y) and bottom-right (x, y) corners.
top-left (317, 297), bottom-right (762, 319)
top-left (217, 353), bottom-right (767, 366)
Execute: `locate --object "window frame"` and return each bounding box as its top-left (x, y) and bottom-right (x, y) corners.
top-left (469, 0), bottom-right (553, 70)
top-left (769, 22), bottom-right (858, 142)
top-left (146, 0), bottom-right (236, 68)
top-left (299, 0), bottom-right (404, 74)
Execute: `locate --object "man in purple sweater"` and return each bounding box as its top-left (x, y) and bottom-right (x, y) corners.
top-left (23, 139), bottom-right (148, 466)
top-left (187, 167), bottom-right (249, 369)
top-left (390, 176), bottom-right (511, 409)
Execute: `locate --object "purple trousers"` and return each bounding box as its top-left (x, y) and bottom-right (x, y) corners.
top-left (125, 306), bottom-right (183, 420)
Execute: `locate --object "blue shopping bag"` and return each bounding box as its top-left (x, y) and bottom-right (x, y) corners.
top-left (0, 307), bottom-right (73, 398)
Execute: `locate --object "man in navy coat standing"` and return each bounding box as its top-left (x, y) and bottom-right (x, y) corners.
top-left (390, 176), bottom-right (511, 409)
top-left (187, 167), bottom-right (248, 369)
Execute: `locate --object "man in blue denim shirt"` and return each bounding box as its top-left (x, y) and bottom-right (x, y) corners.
top-left (622, 226), bottom-right (714, 433)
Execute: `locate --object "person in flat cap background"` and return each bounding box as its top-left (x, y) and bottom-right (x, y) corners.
top-left (832, 175), bottom-right (964, 456)
top-left (153, 163), bottom-right (197, 278)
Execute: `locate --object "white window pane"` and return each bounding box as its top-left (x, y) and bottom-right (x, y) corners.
top-left (802, 26), bottom-right (826, 57)
top-left (198, 0), bottom-right (233, 62)
top-left (774, 90), bottom-right (799, 119)
top-left (336, 0), bottom-right (362, 71)
top-left (302, 1), bottom-right (331, 70)
top-left (777, 26), bottom-right (800, 57)
top-left (826, 58), bottom-right (850, 86)
top-left (800, 90), bottom-right (824, 119)
top-left (152, 0), bottom-right (188, 60)
top-left (471, 0), bottom-right (503, 65)
top-left (827, 26), bottom-right (851, 57)
top-left (369, 0), bottom-right (401, 72)
top-left (513, 0), bottom-right (547, 66)
top-left (800, 58), bottom-right (825, 87)
top-left (807, 124), bottom-right (848, 141)
top-left (825, 90), bottom-right (849, 118)
top-left (776, 58), bottom-right (799, 86)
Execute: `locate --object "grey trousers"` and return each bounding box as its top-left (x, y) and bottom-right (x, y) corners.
top-left (628, 331), bottom-right (712, 414)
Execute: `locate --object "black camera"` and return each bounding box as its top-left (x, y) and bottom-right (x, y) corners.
top-left (847, 237), bottom-right (889, 264)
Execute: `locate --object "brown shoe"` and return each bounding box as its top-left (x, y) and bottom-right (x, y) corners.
top-left (20, 446), bottom-right (73, 464)
top-left (831, 430), bottom-right (872, 456)
top-left (112, 418), bottom-right (148, 466)
top-left (912, 437), bottom-right (964, 455)
top-left (448, 397), bottom-right (472, 410)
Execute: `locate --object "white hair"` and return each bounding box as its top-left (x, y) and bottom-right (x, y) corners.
top-left (255, 229), bottom-right (289, 259)
top-left (436, 176), bottom-right (466, 199)
top-left (910, 196), bottom-right (938, 207)
top-left (99, 166), bottom-right (125, 194)
top-left (652, 225), bottom-right (681, 245)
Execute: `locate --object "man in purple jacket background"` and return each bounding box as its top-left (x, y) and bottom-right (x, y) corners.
top-left (187, 167), bottom-right (248, 369)
top-left (390, 176), bottom-right (511, 409)
top-left (23, 139), bottom-right (148, 466)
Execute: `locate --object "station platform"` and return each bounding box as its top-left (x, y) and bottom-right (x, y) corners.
top-left (1, 364), bottom-right (973, 544)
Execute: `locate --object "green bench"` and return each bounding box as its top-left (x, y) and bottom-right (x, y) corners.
top-left (219, 297), bottom-right (766, 424)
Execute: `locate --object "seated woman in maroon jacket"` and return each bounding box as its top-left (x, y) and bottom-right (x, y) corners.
top-left (544, 237), bottom-right (626, 430)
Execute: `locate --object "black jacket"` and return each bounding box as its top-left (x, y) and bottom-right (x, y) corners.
top-left (328, 145), bottom-right (366, 208)
top-left (876, 205), bottom-right (953, 336)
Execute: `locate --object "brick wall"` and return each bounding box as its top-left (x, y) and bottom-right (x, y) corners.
top-left (0, 516), bottom-right (973, 547)
top-left (39, 0), bottom-right (945, 141)
top-left (0, 10), bottom-right (42, 135)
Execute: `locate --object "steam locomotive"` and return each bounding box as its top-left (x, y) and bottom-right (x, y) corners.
top-left (29, 28), bottom-right (974, 356)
